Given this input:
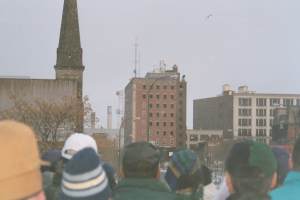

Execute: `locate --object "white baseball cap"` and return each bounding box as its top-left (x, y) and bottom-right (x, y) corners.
top-left (61, 133), bottom-right (98, 160)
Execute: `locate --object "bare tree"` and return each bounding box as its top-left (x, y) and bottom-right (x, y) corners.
top-left (0, 95), bottom-right (84, 143)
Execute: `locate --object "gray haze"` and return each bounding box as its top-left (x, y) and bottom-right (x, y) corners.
top-left (1, 0), bottom-right (300, 128)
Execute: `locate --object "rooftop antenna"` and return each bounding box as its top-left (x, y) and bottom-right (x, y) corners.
top-left (133, 37), bottom-right (140, 78)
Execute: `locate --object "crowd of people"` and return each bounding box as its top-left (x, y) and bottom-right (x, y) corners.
top-left (1, 120), bottom-right (300, 200)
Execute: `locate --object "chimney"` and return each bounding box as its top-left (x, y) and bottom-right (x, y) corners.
top-left (107, 106), bottom-right (112, 129)
top-left (91, 112), bottom-right (96, 129)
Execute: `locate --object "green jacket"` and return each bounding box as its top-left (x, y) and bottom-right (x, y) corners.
top-left (113, 178), bottom-right (181, 200)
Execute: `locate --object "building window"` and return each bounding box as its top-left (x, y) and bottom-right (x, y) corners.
top-left (149, 122), bottom-right (152, 126)
top-left (156, 85), bottom-right (160, 89)
top-left (180, 84), bottom-right (183, 88)
top-left (270, 119), bottom-right (273, 127)
top-left (238, 129), bottom-right (251, 137)
top-left (238, 109), bottom-right (252, 116)
top-left (149, 113), bottom-right (153, 117)
top-left (143, 94), bottom-right (146, 99)
top-left (239, 98), bottom-right (252, 106)
top-left (156, 113), bottom-right (160, 117)
top-left (149, 94), bottom-right (153, 99)
top-left (163, 113), bottom-right (167, 117)
top-left (170, 131), bottom-right (174, 136)
top-left (163, 95), bottom-right (167, 99)
top-left (297, 99), bottom-right (300, 106)
top-left (270, 109), bottom-right (274, 116)
top-left (270, 98), bottom-right (280, 106)
top-left (256, 98), bottom-right (267, 107)
top-left (163, 85), bottom-right (167, 89)
top-left (190, 134), bottom-right (198, 141)
top-left (171, 86), bottom-right (175, 90)
top-left (156, 95), bottom-right (160, 99)
top-left (156, 131), bottom-right (160, 135)
top-left (170, 113), bottom-right (174, 117)
top-left (149, 104), bottom-right (153, 108)
top-left (256, 129), bottom-right (267, 137)
top-left (171, 95), bottom-right (174, 99)
top-left (256, 109), bottom-right (266, 117)
top-left (156, 104), bottom-right (160, 108)
top-left (256, 119), bottom-right (266, 127)
top-left (283, 98), bottom-right (294, 106)
top-left (171, 104), bottom-right (174, 109)
top-left (238, 119), bottom-right (252, 126)
top-left (163, 122), bottom-right (167, 126)
top-left (163, 104), bottom-right (167, 108)
top-left (163, 131), bottom-right (167, 136)
top-left (156, 122), bottom-right (160, 126)
top-left (170, 122), bottom-right (174, 126)
top-left (143, 85), bottom-right (147, 89)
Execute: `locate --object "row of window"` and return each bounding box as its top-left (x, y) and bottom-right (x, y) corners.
top-left (143, 85), bottom-right (176, 90)
top-left (239, 98), bottom-right (300, 107)
top-left (238, 118), bottom-right (273, 127)
top-left (239, 108), bottom-right (276, 117)
top-left (149, 121), bottom-right (175, 126)
top-left (143, 94), bottom-right (176, 99)
top-left (149, 112), bottom-right (175, 118)
top-left (149, 103), bottom-right (175, 109)
top-left (155, 130), bottom-right (174, 136)
top-left (238, 129), bottom-right (271, 137)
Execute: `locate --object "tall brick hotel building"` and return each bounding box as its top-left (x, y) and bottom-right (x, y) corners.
top-left (124, 66), bottom-right (187, 150)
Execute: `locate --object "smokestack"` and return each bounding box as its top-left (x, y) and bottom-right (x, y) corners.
top-left (91, 112), bottom-right (96, 129)
top-left (107, 106), bottom-right (112, 129)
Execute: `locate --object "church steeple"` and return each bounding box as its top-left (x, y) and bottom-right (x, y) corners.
top-left (54, 0), bottom-right (85, 132)
top-left (55, 0), bottom-right (84, 80)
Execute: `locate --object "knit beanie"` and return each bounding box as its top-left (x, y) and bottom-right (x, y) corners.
top-left (226, 140), bottom-right (277, 178)
top-left (165, 149), bottom-right (204, 191)
top-left (59, 148), bottom-right (111, 200)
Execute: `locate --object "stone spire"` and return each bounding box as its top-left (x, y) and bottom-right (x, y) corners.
top-left (54, 0), bottom-right (84, 132)
top-left (55, 0), bottom-right (84, 78)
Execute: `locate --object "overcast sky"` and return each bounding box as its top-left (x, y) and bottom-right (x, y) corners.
top-left (1, 0), bottom-right (300, 128)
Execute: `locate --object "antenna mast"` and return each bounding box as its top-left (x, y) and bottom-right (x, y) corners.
top-left (133, 37), bottom-right (140, 77)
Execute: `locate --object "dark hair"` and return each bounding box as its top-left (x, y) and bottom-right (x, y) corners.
top-left (293, 137), bottom-right (300, 169)
top-left (122, 142), bottom-right (160, 178)
top-left (225, 142), bottom-right (273, 200)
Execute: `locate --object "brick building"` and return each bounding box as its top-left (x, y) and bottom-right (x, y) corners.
top-left (124, 66), bottom-right (187, 149)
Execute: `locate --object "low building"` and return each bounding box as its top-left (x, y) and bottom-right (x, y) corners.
top-left (186, 129), bottom-right (223, 149)
top-left (194, 85), bottom-right (300, 143)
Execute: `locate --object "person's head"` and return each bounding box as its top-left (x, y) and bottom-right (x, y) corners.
top-left (0, 120), bottom-right (45, 200)
top-left (41, 149), bottom-right (62, 173)
top-left (165, 149), bottom-right (211, 192)
top-left (292, 137), bottom-right (300, 170)
top-left (61, 133), bottom-right (98, 160)
top-left (59, 148), bottom-right (111, 200)
top-left (225, 140), bottom-right (277, 200)
top-left (271, 147), bottom-right (290, 186)
top-left (122, 142), bottom-right (160, 179)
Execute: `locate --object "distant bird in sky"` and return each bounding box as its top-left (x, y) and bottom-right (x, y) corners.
top-left (205, 14), bottom-right (213, 20)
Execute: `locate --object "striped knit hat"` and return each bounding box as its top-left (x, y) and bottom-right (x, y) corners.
top-left (165, 149), bottom-right (203, 191)
top-left (59, 148), bottom-right (111, 200)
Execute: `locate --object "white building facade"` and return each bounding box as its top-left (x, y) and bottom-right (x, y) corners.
top-left (194, 85), bottom-right (300, 143)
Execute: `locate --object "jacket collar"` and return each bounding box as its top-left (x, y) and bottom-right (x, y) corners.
top-left (116, 178), bottom-right (171, 192)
